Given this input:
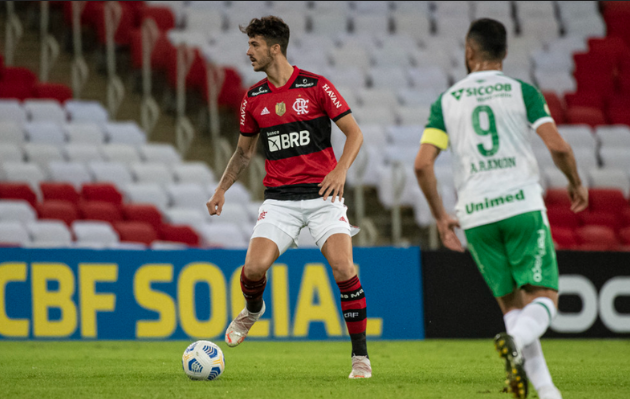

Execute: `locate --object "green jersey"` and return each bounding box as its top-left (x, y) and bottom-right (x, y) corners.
top-left (421, 70), bottom-right (554, 229)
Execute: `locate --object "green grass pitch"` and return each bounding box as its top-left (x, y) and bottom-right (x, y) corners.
top-left (1, 340), bottom-right (628, 398)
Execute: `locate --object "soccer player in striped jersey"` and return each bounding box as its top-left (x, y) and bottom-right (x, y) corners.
top-left (206, 16), bottom-right (371, 379)
top-left (414, 19), bottom-right (588, 399)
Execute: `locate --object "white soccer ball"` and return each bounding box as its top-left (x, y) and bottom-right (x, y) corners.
top-left (182, 340), bottom-right (225, 381)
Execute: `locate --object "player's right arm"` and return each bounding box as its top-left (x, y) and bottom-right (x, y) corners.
top-left (536, 122), bottom-right (588, 213)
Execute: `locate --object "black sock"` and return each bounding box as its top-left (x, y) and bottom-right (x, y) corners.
top-left (246, 298), bottom-right (263, 313)
top-left (350, 332), bottom-right (368, 357)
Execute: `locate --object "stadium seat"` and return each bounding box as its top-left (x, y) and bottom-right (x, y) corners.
top-left (40, 182), bottom-right (80, 204)
top-left (141, 5), bottom-right (176, 31)
top-left (24, 143), bottom-right (64, 170)
top-left (534, 71), bottom-right (576, 95)
top-left (587, 169), bottom-right (630, 197)
top-left (64, 123), bottom-right (105, 144)
top-left (184, 8), bottom-right (223, 36)
top-left (545, 189), bottom-right (572, 209)
top-left (81, 183), bottom-right (123, 205)
top-left (542, 92), bottom-right (565, 124)
top-left (370, 67), bottom-right (409, 89)
top-left (566, 106), bottom-right (606, 127)
top-left (220, 181), bottom-right (253, 206)
top-left (600, 148), bottom-right (630, 170)
top-left (0, 183), bottom-right (37, 207)
top-left (0, 121), bottom-right (26, 145)
top-left (392, 12), bottom-right (431, 40)
top-left (159, 224), bottom-right (199, 246)
top-left (48, 161), bottom-right (92, 188)
top-left (122, 204), bottom-right (163, 231)
top-left (137, 143), bottom-right (182, 165)
top-left (589, 188), bottom-right (627, 214)
top-left (397, 88), bottom-right (440, 107)
top-left (165, 183), bottom-right (207, 209)
top-left (172, 162), bottom-right (215, 185)
top-left (123, 183), bottom-right (169, 211)
top-left (596, 125), bottom-right (630, 149)
top-left (352, 106), bottom-right (396, 126)
top-left (0, 81), bottom-right (34, 101)
top-left (386, 126), bottom-right (424, 148)
top-left (88, 161), bottom-right (134, 187)
top-left (104, 122), bottom-right (147, 145)
top-left (311, 13), bottom-right (349, 38)
top-left (72, 220), bottom-right (120, 247)
top-left (0, 221), bottom-right (30, 246)
top-left (0, 100), bottom-right (27, 125)
top-left (397, 106), bottom-right (430, 126)
top-left (79, 201), bottom-right (123, 223)
top-left (0, 144), bottom-right (24, 163)
top-left (356, 88), bottom-right (398, 108)
top-left (33, 83), bottom-right (73, 103)
top-left (371, 46), bottom-right (413, 68)
top-left (26, 220), bottom-right (72, 247)
top-left (130, 163), bottom-right (174, 185)
top-left (330, 47), bottom-right (371, 71)
top-left (409, 66), bottom-right (449, 92)
top-left (24, 122), bottom-right (66, 145)
top-left (113, 221), bottom-right (158, 245)
top-left (215, 202), bottom-right (251, 226)
top-left (564, 91), bottom-right (605, 110)
top-left (575, 225), bottom-right (619, 251)
top-left (619, 226), bottom-right (630, 245)
top-left (547, 207), bottom-right (580, 229)
top-left (164, 207), bottom-right (206, 232)
top-left (550, 226), bottom-right (577, 249)
top-left (24, 100), bottom-right (67, 124)
top-left (101, 144), bottom-right (142, 164)
top-left (579, 210), bottom-right (622, 231)
top-left (353, 14), bottom-right (390, 36)
top-left (557, 125), bottom-right (596, 149)
top-left (2, 66), bottom-right (37, 85)
top-left (0, 200), bottom-right (37, 223)
top-left (65, 100), bottom-right (109, 124)
top-left (36, 200), bottom-right (79, 226)
top-left (199, 222), bottom-right (248, 248)
top-left (63, 144), bottom-right (104, 164)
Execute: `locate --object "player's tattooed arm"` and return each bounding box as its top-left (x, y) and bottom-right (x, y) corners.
top-left (415, 143), bottom-right (464, 252)
top-left (207, 134), bottom-right (259, 216)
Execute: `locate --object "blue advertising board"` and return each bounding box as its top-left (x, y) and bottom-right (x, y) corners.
top-left (0, 247), bottom-right (423, 340)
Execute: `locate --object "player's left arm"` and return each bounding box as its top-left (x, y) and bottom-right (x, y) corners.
top-left (319, 113), bottom-right (363, 202)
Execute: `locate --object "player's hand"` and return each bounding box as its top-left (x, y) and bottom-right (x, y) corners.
top-left (206, 190), bottom-right (225, 216)
top-left (568, 184), bottom-right (588, 213)
top-left (319, 167), bottom-right (347, 203)
top-left (436, 215), bottom-right (464, 252)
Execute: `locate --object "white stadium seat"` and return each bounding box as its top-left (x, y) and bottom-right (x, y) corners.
top-left (130, 162), bottom-right (174, 185)
top-left (434, 16), bottom-right (471, 43)
top-left (534, 71), bottom-right (576, 95)
top-left (172, 162), bottom-right (215, 185)
top-left (164, 207), bottom-right (207, 233)
top-left (398, 88), bottom-right (441, 107)
top-left (72, 221), bottom-right (119, 247)
top-left (24, 143), bottom-right (64, 171)
top-left (0, 145), bottom-right (24, 163)
top-left (214, 202), bottom-right (252, 226)
top-left (387, 126), bottom-right (424, 147)
top-left (105, 122), bottom-right (146, 145)
top-left (88, 162), bottom-right (133, 187)
top-left (101, 144), bottom-right (142, 164)
top-left (520, 17), bottom-right (560, 41)
top-left (63, 144), bottom-right (104, 164)
top-left (0, 200), bottom-right (37, 223)
top-left (587, 169), bottom-right (630, 197)
top-left (24, 122), bottom-right (66, 145)
top-left (222, 181), bottom-right (252, 205)
top-left (311, 13), bottom-right (350, 37)
top-left (356, 88), bottom-right (398, 108)
top-left (370, 67), bottom-right (409, 89)
top-left (138, 143), bottom-right (182, 164)
top-left (63, 122), bottom-right (105, 144)
top-left (330, 47), bottom-right (371, 71)
top-left (0, 100), bottom-right (27, 125)
top-left (65, 100), bottom-right (109, 124)
top-left (124, 183), bottom-right (170, 211)
top-left (359, 125), bottom-right (388, 149)
top-left (571, 148), bottom-right (599, 171)
top-left (595, 125), bottom-right (630, 149)
top-left (352, 106), bottom-right (396, 126)
top-left (26, 220), bottom-right (72, 247)
top-left (353, 14), bottom-right (390, 36)
top-left (351, 1), bottom-right (390, 14)
top-left (48, 161), bottom-right (92, 188)
top-left (199, 222), bottom-right (248, 248)
top-left (434, 1), bottom-right (470, 17)
top-left (392, 1), bottom-right (430, 14)
top-left (409, 66), bottom-right (450, 91)
top-left (532, 50), bottom-right (574, 73)
top-left (312, 1), bottom-right (350, 14)
top-left (0, 221), bottom-right (30, 246)
top-left (563, 15), bottom-right (606, 39)
top-left (411, 48), bottom-right (453, 70)
top-left (24, 100), bottom-right (66, 124)
top-left (600, 148), bottom-right (630, 170)
top-left (397, 106), bottom-right (430, 126)
top-left (166, 183), bottom-right (208, 209)
top-left (2, 162), bottom-right (45, 194)
top-left (323, 67), bottom-right (367, 90)
top-left (184, 8), bottom-right (224, 36)
top-left (392, 12), bottom-right (431, 40)
top-left (0, 122), bottom-right (26, 145)
top-left (557, 125), bottom-right (597, 149)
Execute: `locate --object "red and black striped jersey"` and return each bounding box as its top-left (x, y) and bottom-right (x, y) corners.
top-left (239, 66), bottom-right (351, 200)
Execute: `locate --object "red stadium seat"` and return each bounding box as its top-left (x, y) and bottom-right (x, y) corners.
top-left (33, 83), bottom-right (73, 103)
top-left (588, 37), bottom-right (629, 66)
top-left (1, 67), bottom-right (37, 85)
top-left (619, 226), bottom-right (630, 245)
top-left (81, 183), bottom-right (123, 205)
top-left (40, 182), bottom-right (80, 204)
top-left (122, 204), bottom-right (162, 230)
top-left (550, 226), bottom-right (577, 250)
top-left (564, 92), bottom-right (605, 111)
top-left (573, 53), bottom-right (615, 96)
top-left (607, 95), bottom-right (630, 125)
top-left (566, 106), bottom-right (607, 127)
top-left (575, 225), bottom-right (620, 251)
top-left (547, 207), bottom-right (580, 229)
top-left (113, 221), bottom-right (157, 245)
top-left (579, 212), bottom-right (622, 231)
top-left (36, 200), bottom-right (79, 226)
top-left (622, 208), bottom-right (630, 228)
top-left (0, 81), bottom-right (34, 100)
top-left (79, 201), bottom-right (123, 223)
top-left (94, 2), bottom-right (136, 46)
top-left (542, 91), bottom-right (565, 124)
top-left (545, 189), bottom-right (572, 209)
top-left (0, 183), bottom-right (37, 207)
top-left (589, 189), bottom-right (627, 214)
top-left (141, 6), bottom-right (175, 31)
top-left (159, 224), bottom-right (199, 247)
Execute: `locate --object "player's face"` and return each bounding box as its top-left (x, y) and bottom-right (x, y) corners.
top-left (247, 35), bottom-right (273, 72)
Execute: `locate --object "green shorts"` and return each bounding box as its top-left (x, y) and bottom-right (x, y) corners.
top-left (464, 210), bottom-right (558, 298)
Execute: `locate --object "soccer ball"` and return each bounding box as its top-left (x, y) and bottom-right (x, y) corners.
top-left (182, 340), bottom-right (225, 381)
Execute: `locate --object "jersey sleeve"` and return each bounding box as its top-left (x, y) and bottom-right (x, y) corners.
top-left (239, 93), bottom-right (259, 136)
top-left (318, 77), bottom-right (352, 122)
top-left (520, 81), bottom-right (554, 130)
top-left (420, 93), bottom-right (449, 150)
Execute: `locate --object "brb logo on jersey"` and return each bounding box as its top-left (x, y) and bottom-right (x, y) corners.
top-left (268, 130), bottom-right (311, 152)
top-left (292, 98), bottom-right (309, 115)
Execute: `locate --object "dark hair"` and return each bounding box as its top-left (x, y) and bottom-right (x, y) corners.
top-left (466, 18), bottom-right (507, 61)
top-left (240, 16), bottom-right (290, 56)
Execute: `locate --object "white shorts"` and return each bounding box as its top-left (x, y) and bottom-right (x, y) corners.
top-left (251, 197), bottom-right (359, 255)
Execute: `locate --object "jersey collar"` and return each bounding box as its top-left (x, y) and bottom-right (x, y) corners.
top-left (468, 70), bottom-right (503, 78)
top-left (267, 66), bottom-right (300, 93)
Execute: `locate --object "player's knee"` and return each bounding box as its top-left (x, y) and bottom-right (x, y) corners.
top-left (243, 261), bottom-right (269, 281)
top-left (329, 258), bottom-right (356, 281)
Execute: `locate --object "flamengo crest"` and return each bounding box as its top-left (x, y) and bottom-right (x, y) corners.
top-left (293, 98), bottom-right (309, 115)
